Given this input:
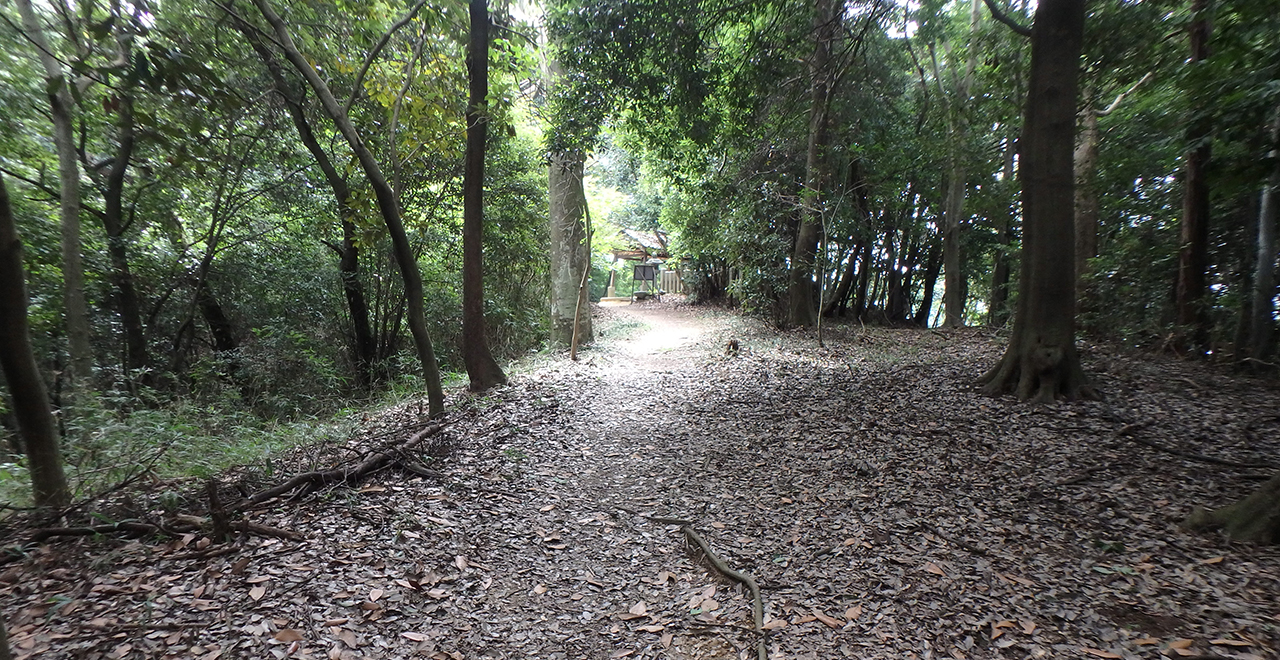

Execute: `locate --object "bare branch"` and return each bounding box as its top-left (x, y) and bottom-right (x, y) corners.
top-left (982, 0), bottom-right (1031, 37)
top-left (1097, 71), bottom-right (1153, 117)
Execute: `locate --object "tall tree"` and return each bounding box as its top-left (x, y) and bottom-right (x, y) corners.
top-left (980, 0), bottom-right (1092, 401)
top-left (546, 57), bottom-right (592, 348)
top-left (15, 0), bottom-right (93, 386)
top-left (236, 21), bottom-right (379, 388)
top-left (0, 174), bottom-right (70, 510)
top-left (1174, 0), bottom-right (1213, 353)
top-left (248, 0), bottom-right (445, 415)
top-left (787, 0), bottom-right (839, 328)
top-left (461, 0), bottom-right (507, 389)
top-left (1251, 108), bottom-right (1280, 360)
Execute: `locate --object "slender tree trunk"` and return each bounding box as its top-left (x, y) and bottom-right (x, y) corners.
top-left (823, 241), bottom-right (861, 317)
top-left (461, 0), bottom-right (507, 390)
top-left (101, 95), bottom-right (149, 383)
top-left (914, 237), bottom-right (943, 327)
top-left (0, 175), bottom-right (70, 510)
top-left (1175, 0), bottom-right (1213, 353)
top-left (1074, 104), bottom-right (1100, 285)
top-left (941, 167), bottom-right (967, 326)
top-left (16, 0), bottom-right (93, 387)
top-left (939, 0), bottom-right (982, 328)
top-left (853, 239), bottom-right (874, 320)
top-left (787, 0), bottom-right (837, 327)
top-left (1250, 109), bottom-right (1279, 361)
top-left (979, 0), bottom-right (1093, 402)
top-left (250, 0), bottom-right (444, 415)
top-left (989, 131), bottom-right (1017, 326)
top-left (241, 26), bottom-right (377, 388)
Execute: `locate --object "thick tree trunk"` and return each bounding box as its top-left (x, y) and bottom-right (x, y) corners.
top-left (549, 151), bottom-right (592, 346)
top-left (1250, 111), bottom-right (1279, 361)
top-left (251, 0), bottom-right (444, 416)
top-left (787, 0), bottom-right (837, 328)
top-left (101, 95), bottom-right (149, 382)
top-left (1175, 0), bottom-right (1213, 353)
top-left (979, 0), bottom-right (1092, 402)
top-left (16, 0), bottom-right (93, 387)
top-left (461, 0), bottom-right (506, 390)
top-left (0, 175), bottom-right (70, 510)
top-left (242, 26), bottom-right (377, 388)
top-left (547, 55), bottom-right (593, 347)
top-left (1186, 473), bottom-right (1280, 544)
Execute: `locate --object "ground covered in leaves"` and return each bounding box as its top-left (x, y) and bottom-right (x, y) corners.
top-left (2, 302), bottom-right (1278, 660)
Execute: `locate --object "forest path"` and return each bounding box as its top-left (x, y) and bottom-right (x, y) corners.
top-left (4, 303), bottom-right (1280, 660)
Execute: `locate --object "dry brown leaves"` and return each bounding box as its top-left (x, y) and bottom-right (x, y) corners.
top-left (0, 302), bottom-right (1277, 660)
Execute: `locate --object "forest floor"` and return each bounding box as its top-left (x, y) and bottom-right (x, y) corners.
top-left (2, 301), bottom-right (1279, 660)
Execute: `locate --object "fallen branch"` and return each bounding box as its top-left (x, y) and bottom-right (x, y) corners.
top-left (239, 422), bottom-right (447, 508)
top-left (681, 525), bottom-right (766, 660)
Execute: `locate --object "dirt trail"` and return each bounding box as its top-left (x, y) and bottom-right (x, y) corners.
top-left (3, 302), bottom-right (1278, 660)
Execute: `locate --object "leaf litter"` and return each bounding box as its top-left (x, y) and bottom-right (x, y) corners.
top-left (1, 301), bottom-right (1278, 659)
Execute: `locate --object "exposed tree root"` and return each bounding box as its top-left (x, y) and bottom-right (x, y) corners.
top-left (1117, 426), bottom-right (1276, 470)
top-left (681, 525), bottom-right (766, 660)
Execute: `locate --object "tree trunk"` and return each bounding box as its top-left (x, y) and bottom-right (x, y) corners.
top-left (101, 94), bottom-right (149, 383)
top-left (461, 0), bottom-right (507, 390)
top-left (250, 0), bottom-right (444, 416)
top-left (1186, 472), bottom-right (1280, 544)
top-left (787, 0), bottom-right (837, 328)
top-left (242, 25), bottom-right (377, 388)
top-left (979, 0), bottom-right (1092, 402)
top-left (823, 241), bottom-right (861, 317)
top-left (547, 55), bottom-right (593, 347)
top-left (914, 237), bottom-right (943, 327)
top-left (0, 174), bottom-right (70, 510)
top-left (941, 167), bottom-right (967, 327)
top-left (16, 0), bottom-right (93, 387)
top-left (1175, 0), bottom-right (1213, 354)
top-left (989, 131), bottom-right (1017, 326)
top-left (549, 154), bottom-right (592, 346)
top-left (1074, 104), bottom-right (1100, 286)
top-left (1250, 110), bottom-right (1279, 361)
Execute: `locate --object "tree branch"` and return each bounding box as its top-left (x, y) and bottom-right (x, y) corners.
top-left (982, 0), bottom-right (1031, 37)
top-left (343, 0), bottom-right (429, 115)
top-left (1097, 71), bottom-right (1153, 117)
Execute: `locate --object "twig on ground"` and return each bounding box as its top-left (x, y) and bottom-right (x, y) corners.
top-left (611, 504), bottom-right (693, 526)
top-left (681, 525), bottom-right (766, 660)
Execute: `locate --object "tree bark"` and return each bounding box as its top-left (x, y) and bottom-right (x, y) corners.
top-left (787, 0), bottom-right (838, 328)
top-left (101, 92), bottom-right (149, 383)
top-left (249, 0), bottom-right (444, 415)
top-left (1250, 109), bottom-right (1279, 361)
top-left (16, 0), bottom-right (93, 387)
top-left (460, 0), bottom-right (507, 390)
top-left (548, 154), bottom-right (592, 346)
top-left (1175, 0), bottom-right (1213, 353)
top-left (940, 0), bottom-right (982, 328)
top-left (0, 174), bottom-right (70, 510)
top-left (979, 0), bottom-right (1092, 402)
top-left (240, 25), bottom-right (377, 388)
top-left (1073, 103), bottom-right (1100, 285)
top-left (914, 236), bottom-right (943, 327)
top-left (989, 130), bottom-right (1017, 326)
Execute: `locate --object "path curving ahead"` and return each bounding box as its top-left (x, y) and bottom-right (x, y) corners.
top-left (3, 302), bottom-right (1278, 659)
